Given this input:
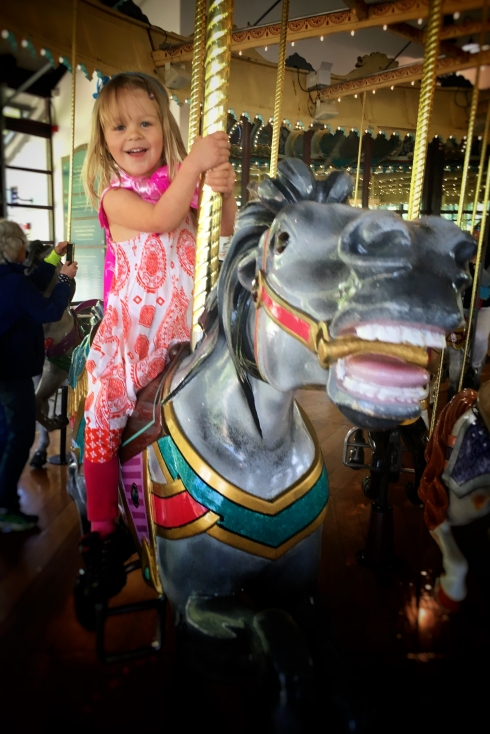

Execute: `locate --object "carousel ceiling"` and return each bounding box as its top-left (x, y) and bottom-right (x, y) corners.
top-left (1, 0), bottom-right (489, 143)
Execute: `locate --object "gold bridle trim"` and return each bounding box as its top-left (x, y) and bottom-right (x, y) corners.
top-left (253, 269), bottom-right (429, 370)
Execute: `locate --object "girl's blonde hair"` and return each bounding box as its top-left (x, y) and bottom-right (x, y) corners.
top-left (0, 219), bottom-right (28, 264)
top-left (83, 72), bottom-right (187, 208)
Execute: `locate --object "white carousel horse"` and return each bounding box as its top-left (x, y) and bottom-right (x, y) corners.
top-left (419, 382), bottom-right (490, 612)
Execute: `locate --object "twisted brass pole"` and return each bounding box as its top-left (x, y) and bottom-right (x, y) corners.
top-left (457, 66), bottom-right (480, 229)
top-left (407, 0), bottom-right (443, 220)
top-left (353, 92), bottom-right (366, 208)
top-left (457, 152), bottom-right (490, 392)
top-left (191, 0), bottom-right (233, 347)
top-left (429, 349), bottom-right (445, 437)
top-left (188, 0), bottom-right (206, 150)
top-left (66, 0), bottom-right (78, 241)
top-left (269, 0), bottom-right (289, 179)
top-left (471, 102), bottom-right (490, 232)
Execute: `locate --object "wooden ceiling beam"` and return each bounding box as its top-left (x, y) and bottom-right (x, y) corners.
top-left (153, 0), bottom-right (485, 65)
top-left (319, 50), bottom-right (490, 100)
top-left (341, 1), bottom-right (368, 21)
top-left (388, 22), bottom-right (471, 59)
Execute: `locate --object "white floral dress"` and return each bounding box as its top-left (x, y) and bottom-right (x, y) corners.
top-left (84, 179), bottom-right (196, 463)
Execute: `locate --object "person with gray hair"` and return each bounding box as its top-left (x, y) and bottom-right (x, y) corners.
top-left (0, 220), bottom-right (78, 531)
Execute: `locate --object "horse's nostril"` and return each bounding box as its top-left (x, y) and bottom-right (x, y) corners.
top-left (275, 231), bottom-right (289, 254)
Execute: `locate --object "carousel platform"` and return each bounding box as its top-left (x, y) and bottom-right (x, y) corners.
top-left (1, 367), bottom-right (489, 734)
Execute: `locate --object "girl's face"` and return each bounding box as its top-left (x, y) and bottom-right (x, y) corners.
top-left (103, 88), bottom-right (164, 178)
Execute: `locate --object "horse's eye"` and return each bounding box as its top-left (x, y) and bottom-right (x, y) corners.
top-left (275, 231), bottom-right (289, 254)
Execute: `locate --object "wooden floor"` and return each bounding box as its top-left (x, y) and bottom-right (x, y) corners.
top-left (1, 372), bottom-right (489, 733)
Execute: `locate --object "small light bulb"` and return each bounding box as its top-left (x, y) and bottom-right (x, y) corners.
top-left (354, 94), bottom-right (358, 98)
top-left (453, 11), bottom-right (460, 20)
top-left (338, 97), bottom-right (341, 102)
top-left (1, 29), bottom-right (9, 40)
top-left (59, 56), bottom-right (64, 63)
top-left (239, 50), bottom-right (242, 56)
top-left (372, 89), bottom-right (376, 94)
top-left (320, 36), bottom-right (324, 42)
top-left (391, 85), bottom-right (394, 90)
top-left (351, 30), bottom-right (355, 36)
top-left (291, 41), bottom-right (295, 47)
top-left (411, 80), bottom-right (415, 85)
top-left (40, 48), bottom-right (46, 56)
top-left (417, 18), bottom-right (423, 25)
top-left (265, 46), bottom-right (268, 51)
top-left (21, 39), bottom-right (28, 48)
top-left (383, 25), bottom-right (387, 31)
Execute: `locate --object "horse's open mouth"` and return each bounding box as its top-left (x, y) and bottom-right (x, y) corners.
top-left (333, 321), bottom-right (443, 408)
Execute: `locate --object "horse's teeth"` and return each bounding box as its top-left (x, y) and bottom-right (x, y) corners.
top-left (339, 367), bottom-right (429, 405)
top-left (354, 323), bottom-right (445, 349)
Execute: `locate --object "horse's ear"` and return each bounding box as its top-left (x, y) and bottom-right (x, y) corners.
top-left (317, 171), bottom-right (353, 204)
top-left (237, 248), bottom-right (258, 292)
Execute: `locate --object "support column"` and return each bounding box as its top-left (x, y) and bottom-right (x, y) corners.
top-left (362, 133), bottom-right (373, 209)
top-left (240, 115), bottom-right (251, 206)
top-left (303, 128), bottom-right (313, 167)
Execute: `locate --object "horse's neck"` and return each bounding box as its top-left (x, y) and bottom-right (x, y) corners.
top-left (171, 336), bottom-right (316, 498)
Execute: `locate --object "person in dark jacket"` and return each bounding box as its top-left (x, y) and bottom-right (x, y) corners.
top-left (0, 220), bottom-right (78, 531)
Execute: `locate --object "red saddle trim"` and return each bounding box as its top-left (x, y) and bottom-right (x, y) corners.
top-left (151, 491), bottom-right (208, 528)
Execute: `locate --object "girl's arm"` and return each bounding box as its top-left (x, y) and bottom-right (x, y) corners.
top-left (205, 162), bottom-right (237, 236)
top-left (103, 132), bottom-right (230, 234)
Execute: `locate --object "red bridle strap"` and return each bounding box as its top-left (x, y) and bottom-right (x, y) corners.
top-left (253, 270), bottom-right (324, 353)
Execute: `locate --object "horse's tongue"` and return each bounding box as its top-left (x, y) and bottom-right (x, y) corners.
top-left (345, 353), bottom-right (429, 388)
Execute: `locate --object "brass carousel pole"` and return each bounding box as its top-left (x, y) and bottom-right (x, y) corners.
top-left (66, 0), bottom-right (78, 242)
top-left (187, 0), bottom-right (206, 150)
top-left (353, 92), bottom-right (366, 208)
top-left (269, 0), bottom-right (289, 179)
top-left (191, 0), bottom-right (233, 348)
top-left (407, 0), bottom-right (443, 221)
top-left (403, 0), bottom-right (443, 435)
top-left (469, 2), bottom-right (490, 231)
top-left (470, 102), bottom-right (490, 233)
top-left (456, 66), bottom-right (481, 229)
top-left (458, 151), bottom-right (490, 392)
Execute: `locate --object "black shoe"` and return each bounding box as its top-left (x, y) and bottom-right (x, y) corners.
top-left (74, 524), bottom-right (135, 630)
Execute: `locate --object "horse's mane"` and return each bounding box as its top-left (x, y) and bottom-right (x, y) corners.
top-left (419, 389), bottom-right (478, 530)
top-left (168, 160), bottom-right (353, 424)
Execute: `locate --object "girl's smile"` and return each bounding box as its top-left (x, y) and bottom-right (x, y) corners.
top-left (104, 88), bottom-right (164, 178)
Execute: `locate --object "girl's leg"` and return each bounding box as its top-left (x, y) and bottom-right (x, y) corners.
top-left (83, 375), bottom-right (128, 536)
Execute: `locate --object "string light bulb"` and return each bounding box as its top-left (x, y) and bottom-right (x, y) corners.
top-left (320, 36), bottom-right (324, 41)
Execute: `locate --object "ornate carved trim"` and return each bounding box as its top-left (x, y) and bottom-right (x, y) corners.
top-left (153, 0), bottom-right (484, 66)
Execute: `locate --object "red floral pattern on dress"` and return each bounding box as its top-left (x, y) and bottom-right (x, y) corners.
top-left (111, 244), bottom-right (130, 293)
top-left (121, 297), bottom-right (131, 341)
top-left (85, 218), bottom-right (194, 464)
top-left (85, 427), bottom-right (124, 463)
top-left (134, 333), bottom-right (149, 360)
top-left (136, 234), bottom-right (167, 292)
top-left (95, 363), bottom-right (134, 429)
top-left (176, 228), bottom-right (196, 277)
top-left (139, 305), bottom-right (155, 327)
top-left (154, 283), bottom-right (190, 350)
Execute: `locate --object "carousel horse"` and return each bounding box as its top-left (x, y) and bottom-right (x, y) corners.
top-left (68, 160), bottom-right (474, 708)
top-left (419, 382), bottom-right (490, 612)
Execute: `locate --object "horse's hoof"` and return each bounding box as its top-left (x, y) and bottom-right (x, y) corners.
top-left (30, 450), bottom-right (47, 469)
top-left (435, 579), bottom-right (461, 613)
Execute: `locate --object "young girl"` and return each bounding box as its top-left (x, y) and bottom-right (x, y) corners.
top-left (78, 72), bottom-right (236, 605)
